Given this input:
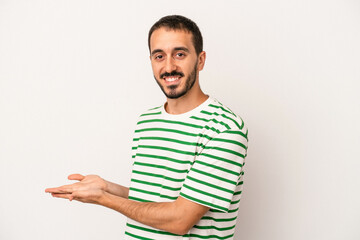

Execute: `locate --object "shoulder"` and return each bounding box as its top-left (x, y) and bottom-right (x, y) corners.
top-left (199, 98), bottom-right (249, 156)
top-left (139, 105), bottom-right (163, 117)
top-left (202, 98), bottom-right (248, 134)
top-left (134, 105), bottom-right (163, 123)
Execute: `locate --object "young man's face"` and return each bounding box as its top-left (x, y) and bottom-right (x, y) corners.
top-left (149, 28), bottom-right (204, 99)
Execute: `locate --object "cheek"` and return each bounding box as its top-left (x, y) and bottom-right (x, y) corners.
top-left (182, 65), bottom-right (193, 75)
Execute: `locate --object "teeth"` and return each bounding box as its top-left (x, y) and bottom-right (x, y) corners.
top-left (165, 77), bottom-right (179, 82)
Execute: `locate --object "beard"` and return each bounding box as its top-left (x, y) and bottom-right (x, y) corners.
top-left (154, 61), bottom-right (198, 99)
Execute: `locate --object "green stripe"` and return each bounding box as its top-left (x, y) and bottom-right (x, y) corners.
top-left (132, 170), bottom-right (185, 182)
top-left (180, 192), bottom-right (228, 212)
top-left (130, 187), bottom-right (158, 197)
top-left (234, 190), bottom-right (242, 195)
top-left (129, 187), bottom-right (177, 200)
top-left (148, 106), bottom-right (162, 111)
top-left (135, 153), bottom-right (191, 164)
top-left (231, 199), bottom-right (241, 204)
top-left (131, 178), bottom-right (182, 191)
top-left (198, 133), bottom-right (214, 140)
top-left (183, 184), bottom-right (231, 203)
top-left (227, 208), bottom-right (239, 213)
top-left (210, 207), bottom-right (239, 213)
top-left (195, 159), bottom-right (239, 176)
top-left (138, 145), bottom-right (196, 156)
top-left (193, 224), bottom-right (235, 231)
top-left (208, 104), bottom-right (236, 117)
top-left (135, 127), bottom-right (213, 140)
top-left (239, 117), bottom-right (245, 129)
top-left (201, 110), bottom-right (242, 130)
top-left (226, 130), bottom-right (248, 140)
top-left (127, 223), bottom-right (179, 236)
top-left (184, 233), bottom-right (234, 239)
top-left (125, 231), bottom-right (155, 240)
top-left (190, 116), bottom-right (231, 129)
top-left (222, 114), bottom-right (242, 130)
top-left (212, 137), bottom-right (247, 150)
top-left (203, 145), bottom-right (245, 158)
top-left (127, 223), bottom-right (235, 238)
top-left (186, 175), bottom-right (234, 194)
top-left (140, 111), bottom-right (161, 117)
top-left (201, 153), bottom-right (243, 167)
top-left (135, 127), bottom-right (197, 136)
top-left (138, 136), bottom-right (204, 148)
top-left (203, 124), bottom-right (221, 134)
top-left (137, 119), bottom-right (203, 129)
top-left (190, 168), bottom-right (237, 185)
top-left (133, 161), bottom-right (188, 173)
top-left (128, 196), bottom-right (152, 202)
top-left (201, 215), bottom-right (237, 222)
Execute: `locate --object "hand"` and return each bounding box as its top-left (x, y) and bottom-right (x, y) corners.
top-left (45, 174), bottom-right (107, 204)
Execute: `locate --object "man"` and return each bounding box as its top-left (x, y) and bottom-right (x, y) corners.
top-left (46, 15), bottom-right (248, 239)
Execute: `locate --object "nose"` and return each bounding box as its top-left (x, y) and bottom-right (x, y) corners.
top-left (164, 57), bottom-right (177, 73)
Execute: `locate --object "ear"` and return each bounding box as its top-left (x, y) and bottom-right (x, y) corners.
top-left (197, 51), bottom-right (206, 71)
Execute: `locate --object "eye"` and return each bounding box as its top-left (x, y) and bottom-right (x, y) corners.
top-left (151, 52), bottom-right (165, 62)
top-left (154, 54), bottom-right (164, 61)
top-left (175, 52), bottom-right (186, 59)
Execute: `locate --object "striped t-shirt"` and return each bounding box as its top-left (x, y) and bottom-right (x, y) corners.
top-left (125, 97), bottom-right (248, 240)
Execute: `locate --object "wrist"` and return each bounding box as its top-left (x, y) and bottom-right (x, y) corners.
top-left (102, 178), bottom-right (110, 192)
top-left (95, 189), bottom-right (108, 205)
top-left (98, 191), bottom-right (116, 208)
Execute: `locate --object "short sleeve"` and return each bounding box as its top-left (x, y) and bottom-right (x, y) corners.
top-left (179, 129), bottom-right (248, 212)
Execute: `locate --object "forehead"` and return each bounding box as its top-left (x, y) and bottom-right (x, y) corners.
top-left (149, 28), bottom-right (195, 52)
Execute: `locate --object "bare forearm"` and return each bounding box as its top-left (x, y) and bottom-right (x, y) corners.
top-left (99, 192), bottom-right (191, 235)
top-left (104, 180), bottom-right (129, 198)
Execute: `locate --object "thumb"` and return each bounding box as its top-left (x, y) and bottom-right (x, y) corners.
top-left (68, 173), bottom-right (85, 181)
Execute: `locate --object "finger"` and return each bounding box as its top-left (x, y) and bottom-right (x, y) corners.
top-left (45, 184), bottom-right (75, 193)
top-left (46, 189), bottom-right (71, 194)
top-left (68, 174), bottom-right (85, 181)
top-left (51, 193), bottom-right (72, 200)
top-left (45, 187), bottom-right (68, 193)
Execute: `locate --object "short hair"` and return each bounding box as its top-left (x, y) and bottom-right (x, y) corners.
top-left (148, 15), bottom-right (203, 55)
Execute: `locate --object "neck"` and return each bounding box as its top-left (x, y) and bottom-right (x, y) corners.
top-left (165, 83), bottom-right (208, 115)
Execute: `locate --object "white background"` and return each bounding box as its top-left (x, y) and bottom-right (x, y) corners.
top-left (0, 0), bottom-right (359, 239)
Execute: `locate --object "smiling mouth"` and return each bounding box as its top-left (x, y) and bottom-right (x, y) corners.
top-left (163, 76), bottom-right (181, 82)
top-left (160, 71), bottom-right (184, 84)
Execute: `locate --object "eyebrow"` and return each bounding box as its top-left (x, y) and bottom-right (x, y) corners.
top-left (151, 49), bottom-right (163, 56)
top-left (151, 47), bottom-right (190, 56)
top-left (174, 47), bottom-right (190, 53)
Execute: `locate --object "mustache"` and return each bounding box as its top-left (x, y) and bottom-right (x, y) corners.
top-left (160, 71), bottom-right (184, 79)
